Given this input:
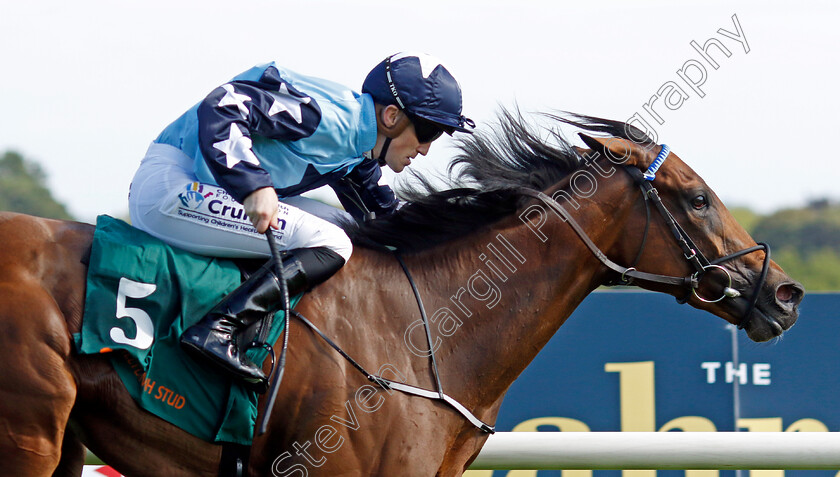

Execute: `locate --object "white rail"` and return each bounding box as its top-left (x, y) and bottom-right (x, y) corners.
top-left (469, 432), bottom-right (840, 470)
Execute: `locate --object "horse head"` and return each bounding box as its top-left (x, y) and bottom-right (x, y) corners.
top-left (577, 133), bottom-right (803, 342)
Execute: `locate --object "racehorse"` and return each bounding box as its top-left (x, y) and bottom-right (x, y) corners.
top-left (0, 112), bottom-right (803, 476)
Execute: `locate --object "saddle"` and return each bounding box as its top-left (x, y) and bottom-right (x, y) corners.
top-left (74, 215), bottom-right (296, 445)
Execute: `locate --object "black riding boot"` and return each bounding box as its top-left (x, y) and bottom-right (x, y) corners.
top-left (180, 247), bottom-right (345, 390)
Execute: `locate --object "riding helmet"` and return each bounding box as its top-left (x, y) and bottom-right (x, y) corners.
top-left (362, 52), bottom-right (475, 134)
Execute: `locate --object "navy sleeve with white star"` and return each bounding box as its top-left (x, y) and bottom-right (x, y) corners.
top-left (330, 158), bottom-right (399, 220)
top-left (197, 66), bottom-right (322, 203)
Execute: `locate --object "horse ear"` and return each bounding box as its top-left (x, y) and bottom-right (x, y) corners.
top-left (577, 133), bottom-right (649, 166)
top-left (572, 146), bottom-right (589, 157)
top-left (578, 133), bottom-right (607, 156)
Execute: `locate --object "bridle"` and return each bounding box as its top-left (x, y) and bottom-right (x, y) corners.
top-left (266, 142), bottom-right (772, 436)
top-left (518, 144), bottom-right (771, 330)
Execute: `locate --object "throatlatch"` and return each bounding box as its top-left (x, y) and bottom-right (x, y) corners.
top-left (519, 143), bottom-right (771, 329)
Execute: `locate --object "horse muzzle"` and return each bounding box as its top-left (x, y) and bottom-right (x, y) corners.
top-left (738, 278), bottom-right (804, 342)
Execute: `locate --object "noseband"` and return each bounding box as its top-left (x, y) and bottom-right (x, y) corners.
top-left (519, 144), bottom-right (771, 329)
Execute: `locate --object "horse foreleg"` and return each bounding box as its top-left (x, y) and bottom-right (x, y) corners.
top-left (0, 284), bottom-right (77, 476)
top-left (51, 423), bottom-right (85, 477)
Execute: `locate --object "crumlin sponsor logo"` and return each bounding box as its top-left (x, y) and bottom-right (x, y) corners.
top-left (178, 182), bottom-right (213, 209)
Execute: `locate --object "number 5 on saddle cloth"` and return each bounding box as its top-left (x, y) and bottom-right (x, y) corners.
top-left (74, 215), bottom-right (298, 445)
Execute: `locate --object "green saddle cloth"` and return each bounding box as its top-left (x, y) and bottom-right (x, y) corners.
top-left (74, 215), bottom-right (298, 445)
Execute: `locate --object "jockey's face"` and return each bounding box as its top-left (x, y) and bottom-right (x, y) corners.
top-left (383, 117), bottom-right (432, 173)
top-left (375, 104), bottom-right (435, 173)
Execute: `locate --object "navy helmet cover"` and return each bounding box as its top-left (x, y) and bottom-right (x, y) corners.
top-left (362, 52), bottom-right (474, 134)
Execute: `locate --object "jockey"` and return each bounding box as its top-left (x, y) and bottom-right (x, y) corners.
top-left (128, 52), bottom-right (474, 390)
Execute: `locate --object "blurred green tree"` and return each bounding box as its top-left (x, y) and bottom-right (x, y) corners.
top-left (0, 150), bottom-right (75, 220)
top-left (750, 200), bottom-right (840, 291)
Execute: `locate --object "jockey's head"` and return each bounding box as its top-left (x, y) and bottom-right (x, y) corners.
top-left (363, 52), bottom-right (475, 172)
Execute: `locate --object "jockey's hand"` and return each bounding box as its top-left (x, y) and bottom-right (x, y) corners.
top-left (243, 187), bottom-right (280, 233)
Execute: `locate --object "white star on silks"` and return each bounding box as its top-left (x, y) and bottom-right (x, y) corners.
top-left (268, 83), bottom-right (311, 124)
top-left (392, 51), bottom-right (444, 79)
top-left (217, 84), bottom-right (252, 118)
top-left (212, 124), bottom-right (260, 169)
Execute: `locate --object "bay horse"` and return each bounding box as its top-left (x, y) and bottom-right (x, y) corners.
top-left (0, 112), bottom-right (802, 476)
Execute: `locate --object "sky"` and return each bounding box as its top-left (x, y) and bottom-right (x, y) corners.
top-left (1, 0), bottom-right (838, 223)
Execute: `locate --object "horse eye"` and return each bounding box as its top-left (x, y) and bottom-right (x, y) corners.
top-left (691, 195), bottom-right (708, 210)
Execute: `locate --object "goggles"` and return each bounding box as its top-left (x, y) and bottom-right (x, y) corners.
top-left (409, 115), bottom-right (449, 144)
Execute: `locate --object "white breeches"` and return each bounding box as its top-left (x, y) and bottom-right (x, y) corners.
top-left (128, 143), bottom-right (353, 261)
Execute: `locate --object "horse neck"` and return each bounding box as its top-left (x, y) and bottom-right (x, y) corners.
top-left (406, 172), bottom-right (638, 407)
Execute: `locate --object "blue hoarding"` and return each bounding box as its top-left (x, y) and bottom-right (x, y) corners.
top-left (478, 291), bottom-right (840, 477)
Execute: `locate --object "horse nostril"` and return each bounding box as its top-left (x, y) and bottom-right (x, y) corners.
top-left (776, 283), bottom-right (803, 305)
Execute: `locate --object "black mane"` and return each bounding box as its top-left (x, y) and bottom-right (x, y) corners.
top-left (343, 110), bottom-right (654, 252)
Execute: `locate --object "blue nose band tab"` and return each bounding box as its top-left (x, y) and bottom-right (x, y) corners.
top-left (643, 144), bottom-right (670, 181)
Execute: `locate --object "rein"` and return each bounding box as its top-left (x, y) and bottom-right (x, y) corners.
top-left (256, 233), bottom-right (497, 436)
top-left (256, 142), bottom-right (770, 436)
top-left (518, 144), bottom-right (771, 329)
top-left (264, 184), bottom-right (497, 434)
top-left (290, 305), bottom-right (495, 433)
